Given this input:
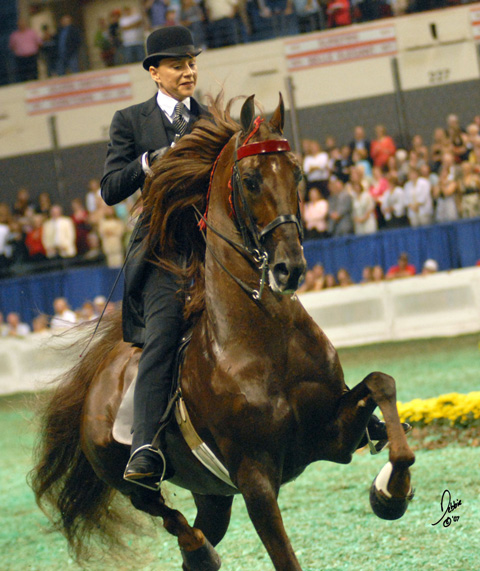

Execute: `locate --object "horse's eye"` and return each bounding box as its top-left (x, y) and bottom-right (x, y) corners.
top-left (243, 176), bottom-right (260, 194)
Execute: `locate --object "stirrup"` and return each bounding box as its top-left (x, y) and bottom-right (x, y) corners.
top-left (365, 427), bottom-right (388, 455)
top-left (123, 444), bottom-right (167, 492)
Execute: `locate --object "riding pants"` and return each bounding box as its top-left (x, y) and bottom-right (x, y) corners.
top-left (131, 263), bottom-right (185, 453)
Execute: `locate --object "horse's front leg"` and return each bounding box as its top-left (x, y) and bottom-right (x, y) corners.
top-left (328, 372), bottom-right (415, 520)
top-left (235, 455), bottom-right (302, 571)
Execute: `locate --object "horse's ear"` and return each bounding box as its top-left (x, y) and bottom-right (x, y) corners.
top-left (270, 92), bottom-right (285, 134)
top-left (240, 95), bottom-right (256, 134)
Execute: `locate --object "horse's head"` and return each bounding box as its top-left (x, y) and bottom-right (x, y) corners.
top-left (229, 94), bottom-right (306, 295)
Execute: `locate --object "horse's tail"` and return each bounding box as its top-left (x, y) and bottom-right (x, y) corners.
top-left (28, 310), bottom-right (131, 560)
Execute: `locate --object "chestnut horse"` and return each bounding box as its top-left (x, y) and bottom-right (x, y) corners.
top-left (30, 94), bottom-right (415, 571)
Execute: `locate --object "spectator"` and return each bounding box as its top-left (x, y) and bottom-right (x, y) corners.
top-left (94, 18), bottom-right (115, 67)
top-left (93, 295), bottom-right (107, 317)
top-left (297, 268), bottom-right (317, 293)
top-left (108, 9), bottom-right (123, 65)
top-left (6, 219), bottom-right (29, 266)
top-left (372, 264), bottom-right (384, 281)
top-left (403, 166), bottom-right (433, 227)
top-left (144, 0), bottom-right (170, 29)
top-left (85, 178), bottom-right (102, 214)
top-left (40, 24), bottom-right (57, 77)
top-left (421, 258), bottom-right (438, 275)
top-left (369, 165), bottom-right (389, 228)
top-left (0, 312), bottom-right (8, 336)
top-left (42, 205), bottom-right (77, 259)
top-left (0, 203), bottom-right (12, 271)
top-left (78, 301), bottom-right (96, 322)
top-left (50, 297), bottom-right (77, 330)
top-left (430, 127), bottom-right (451, 173)
top-left (8, 18), bottom-right (42, 83)
top-left (56, 14), bottom-right (82, 75)
top-left (265, 0), bottom-right (298, 37)
top-left (120, 6), bottom-right (146, 63)
top-left (180, 0), bottom-right (207, 48)
top-left (82, 231), bottom-right (105, 264)
top-left (71, 198), bottom-right (91, 255)
top-left (32, 314), bottom-right (49, 335)
top-left (332, 144), bottom-right (353, 183)
top-left (386, 252), bottom-right (416, 279)
top-left (327, 176), bottom-right (353, 236)
top-left (349, 125), bottom-right (371, 161)
top-left (324, 273), bottom-right (337, 287)
top-left (311, 263), bottom-right (326, 289)
top-left (25, 214), bottom-right (47, 261)
top-left (446, 113), bottom-right (467, 163)
top-left (302, 138), bottom-right (330, 195)
top-left (293, 0), bottom-right (325, 34)
top-left (337, 267), bottom-right (353, 287)
top-left (467, 136), bottom-right (480, 174)
top-left (12, 187), bottom-right (34, 221)
top-left (351, 174), bottom-right (377, 235)
top-left (204, 0), bottom-right (240, 48)
top-left (5, 312), bottom-right (31, 337)
top-left (458, 161), bottom-right (480, 218)
top-left (98, 206), bottom-right (126, 268)
top-left (302, 186), bottom-right (329, 239)
top-left (361, 265), bottom-right (373, 283)
top-left (35, 192), bottom-right (52, 217)
top-left (326, 0), bottom-right (352, 28)
top-left (433, 151), bottom-right (459, 223)
top-left (464, 122), bottom-right (479, 158)
top-left (351, 148), bottom-right (372, 179)
top-left (381, 173), bottom-right (409, 229)
top-left (370, 124), bottom-right (396, 169)
top-left (410, 134), bottom-right (429, 166)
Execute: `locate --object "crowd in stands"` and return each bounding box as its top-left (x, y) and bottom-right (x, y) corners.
top-left (6, 1), bottom-right (478, 83)
top-left (0, 180), bottom-right (137, 278)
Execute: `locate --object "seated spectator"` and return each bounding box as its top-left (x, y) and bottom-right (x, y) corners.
top-left (79, 301), bottom-right (97, 322)
top-left (403, 166), bottom-right (433, 227)
top-left (372, 264), bottom-right (385, 282)
top-left (32, 314), bottom-right (49, 335)
top-left (433, 152), bottom-right (459, 223)
top-left (297, 268), bottom-right (316, 293)
top-left (361, 265), bottom-right (373, 283)
top-left (337, 267), bottom-right (353, 287)
top-left (98, 206), bottom-right (126, 268)
top-left (421, 258), bottom-right (438, 275)
top-left (327, 177), bottom-right (353, 236)
top-left (302, 186), bottom-right (329, 240)
top-left (370, 124), bottom-right (396, 169)
top-left (458, 161), bottom-right (480, 219)
top-left (5, 312), bottom-right (31, 337)
top-left (42, 204), bottom-right (77, 258)
top-left (386, 252), bottom-right (416, 279)
top-left (50, 297), bottom-right (77, 330)
top-left (311, 263), bottom-right (326, 290)
top-left (326, 0), bottom-right (352, 28)
top-left (93, 295), bottom-right (107, 317)
top-left (82, 231), bottom-right (106, 264)
top-left (324, 273), bottom-right (337, 288)
top-left (302, 138), bottom-right (330, 195)
top-left (381, 173), bottom-right (409, 229)
top-left (119, 6), bottom-right (145, 63)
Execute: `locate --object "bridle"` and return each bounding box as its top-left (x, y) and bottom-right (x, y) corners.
top-left (196, 120), bottom-right (304, 301)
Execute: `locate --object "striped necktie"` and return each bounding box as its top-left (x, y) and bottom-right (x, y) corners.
top-left (172, 102), bottom-right (188, 137)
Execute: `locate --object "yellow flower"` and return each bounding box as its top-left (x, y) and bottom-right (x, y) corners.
top-left (396, 392), bottom-right (480, 427)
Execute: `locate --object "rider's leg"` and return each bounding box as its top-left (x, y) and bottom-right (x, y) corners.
top-left (125, 265), bottom-right (184, 482)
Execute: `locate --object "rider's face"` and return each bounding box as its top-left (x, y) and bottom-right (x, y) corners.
top-left (149, 56), bottom-right (197, 101)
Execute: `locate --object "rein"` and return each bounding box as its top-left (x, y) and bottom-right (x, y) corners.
top-left (197, 118), bottom-right (303, 301)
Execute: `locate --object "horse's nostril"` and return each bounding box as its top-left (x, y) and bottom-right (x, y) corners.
top-left (274, 263), bottom-right (289, 285)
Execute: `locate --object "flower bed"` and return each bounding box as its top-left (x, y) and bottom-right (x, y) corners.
top-left (397, 392), bottom-right (480, 428)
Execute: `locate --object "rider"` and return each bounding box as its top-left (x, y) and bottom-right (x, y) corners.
top-left (101, 26), bottom-right (206, 486)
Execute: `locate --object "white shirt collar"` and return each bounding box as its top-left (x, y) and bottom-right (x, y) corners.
top-left (156, 91), bottom-right (191, 121)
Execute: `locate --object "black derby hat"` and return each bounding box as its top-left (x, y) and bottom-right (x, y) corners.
top-left (142, 26), bottom-right (202, 70)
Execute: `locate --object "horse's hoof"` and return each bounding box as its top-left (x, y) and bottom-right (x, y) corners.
top-left (181, 538), bottom-right (221, 571)
top-left (369, 461), bottom-right (414, 520)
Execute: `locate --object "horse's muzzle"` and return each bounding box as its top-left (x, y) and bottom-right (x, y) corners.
top-left (269, 256), bottom-right (306, 294)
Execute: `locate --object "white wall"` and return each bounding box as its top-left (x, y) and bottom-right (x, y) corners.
top-left (1, 266), bottom-right (479, 395)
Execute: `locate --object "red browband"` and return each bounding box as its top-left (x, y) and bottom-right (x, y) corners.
top-left (236, 139), bottom-right (291, 161)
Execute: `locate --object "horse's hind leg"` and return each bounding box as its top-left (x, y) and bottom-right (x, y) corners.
top-left (330, 372), bottom-right (415, 519)
top-left (130, 489), bottom-right (221, 571)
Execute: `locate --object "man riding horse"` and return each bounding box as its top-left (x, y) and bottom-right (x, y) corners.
top-left (101, 25), bottom-right (404, 488)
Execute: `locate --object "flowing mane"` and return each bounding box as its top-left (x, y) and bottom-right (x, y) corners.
top-left (142, 92), bottom-right (241, 318)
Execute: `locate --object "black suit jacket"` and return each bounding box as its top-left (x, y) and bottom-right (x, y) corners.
top-left (101, 94), bottom-right (206, 343)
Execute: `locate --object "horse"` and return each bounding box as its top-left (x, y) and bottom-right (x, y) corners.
top-left (30, 93), bottom-right (415, 571)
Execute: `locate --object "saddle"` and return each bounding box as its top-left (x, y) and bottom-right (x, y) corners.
top-left (112, 331), bottom-right (237, 490)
